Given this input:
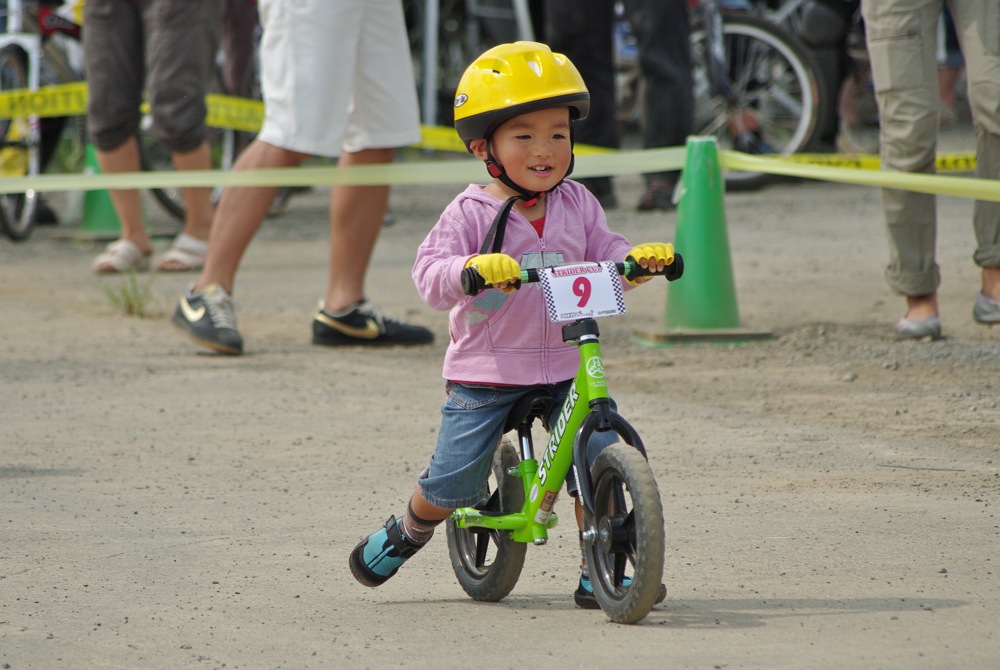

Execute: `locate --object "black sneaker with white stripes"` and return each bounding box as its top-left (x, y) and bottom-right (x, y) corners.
top-left (172, 283), bottom-right (244, 355)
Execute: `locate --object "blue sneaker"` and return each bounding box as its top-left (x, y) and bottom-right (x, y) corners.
top-left (349, 516), bottom-right (422, 587)
top-left (574, 574), bottom-right (667, 610)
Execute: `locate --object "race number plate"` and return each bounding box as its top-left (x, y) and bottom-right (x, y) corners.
top-left (538, 262), bottom-right (626, 322)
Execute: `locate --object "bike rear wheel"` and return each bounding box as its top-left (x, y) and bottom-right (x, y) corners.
top-left (446, 439), bottom-right (527, 602)
top-left (583, 443), bottom-right (665, 624)
top-left (0, 45), bottom-right (40, 241)
top-left (690, 11), bottom-right (830, 191)
top-left (138, 115), bottom-right (236, 223)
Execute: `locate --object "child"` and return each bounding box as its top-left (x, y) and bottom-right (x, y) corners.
top-left (349, 41), bottom-right (676, 609)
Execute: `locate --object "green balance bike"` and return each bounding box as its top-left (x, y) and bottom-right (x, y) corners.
top-left (448, 255), bottom-right (683, 624)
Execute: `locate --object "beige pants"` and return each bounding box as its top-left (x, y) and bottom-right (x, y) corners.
top-left (862, 0), bottom-right (1000, 297)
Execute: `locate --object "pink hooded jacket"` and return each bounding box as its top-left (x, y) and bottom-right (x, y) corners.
top-left (412, 180), bottom-right (634, 385)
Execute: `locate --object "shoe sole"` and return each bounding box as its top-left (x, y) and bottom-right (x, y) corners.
top-left (349, 538), bottom-right (406, 588)
top-left (893, 317), bottom-right (941, 341)
top-left (312, 335), bottom-right (431, 347)
top-left (575, 583), bottom-right (667, 610)
top-left (171, 316), bottom-right (243, 355)
top-left (972, 294), bottom-right (1000, 324)
top-left (312, 324), bottom-right (433, 347)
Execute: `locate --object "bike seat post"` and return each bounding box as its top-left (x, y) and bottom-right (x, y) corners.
top-left (515, 423), bottom-right (534, 464)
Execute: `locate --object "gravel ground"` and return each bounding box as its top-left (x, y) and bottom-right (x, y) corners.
top-left (2, 144), bottom-right (998, 669)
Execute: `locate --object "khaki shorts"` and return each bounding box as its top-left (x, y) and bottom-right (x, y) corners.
top-left (256, 0), bottom-right (421, 157)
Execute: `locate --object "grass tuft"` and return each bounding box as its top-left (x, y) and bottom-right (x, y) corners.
top-left (104, 270), bottom-right (154, 318)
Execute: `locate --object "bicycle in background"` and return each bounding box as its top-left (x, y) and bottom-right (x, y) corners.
top-left (615, 0), bottom-right (830, 191)
top-left (0, 0), bottom-right (243, 241)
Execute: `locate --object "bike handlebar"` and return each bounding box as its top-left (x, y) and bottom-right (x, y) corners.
top-left (460, 254), bottom-right (684, 297)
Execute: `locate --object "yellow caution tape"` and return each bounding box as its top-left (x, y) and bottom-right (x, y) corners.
top-left (0, 82), bottom-right (268, 133)
top-left (0, 146), bottom-right (993, 202)
top-left (0, 82), bottom-right (647, 155)
top-left (204, 93), bottom-right (263, 134)
top-left (0, 147), bottom-right (688, 194)
top-left (0, 81), bottom-right (88, 119)
top-left (721, 151), bottom-right (999, 202)
top-left (783, 152), bottom-right (976, 173)
top-left (0, 83), bottom-right (993, 203)
top-left (1, 82), bottom-right (977, 168)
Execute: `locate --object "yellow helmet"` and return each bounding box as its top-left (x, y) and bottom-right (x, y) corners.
top-left (453, 41), bottom-right (590, 149)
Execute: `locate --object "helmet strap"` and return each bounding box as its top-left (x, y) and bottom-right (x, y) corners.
top-left (484, 142), bottom-right (540, 207)
top-left (479, 194), bottom-right (526, 255)
top-left (483, 129), bottom-right (578, 209)
top-left (478, 124), bottom-right (581, 255)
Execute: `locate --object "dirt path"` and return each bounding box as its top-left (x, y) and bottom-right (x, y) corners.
top-left (2, 167), bottom-right (998, 669)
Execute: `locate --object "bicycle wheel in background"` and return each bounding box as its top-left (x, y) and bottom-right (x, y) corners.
top-left (583, 444), bottom-right (665, 625)
top-left (137, 31), bottom-right (253, 224)
top-left (446, 439), bottom-right (527, 602)
top-left (0, 45), bottom-right (40, 241)
top-left (138, 109), bottom-right (236, 224)
top-left (690, 11), bottom-right (830, 191)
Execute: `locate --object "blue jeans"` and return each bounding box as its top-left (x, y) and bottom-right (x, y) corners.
top-left (417, 382), bottom-right (618, 509)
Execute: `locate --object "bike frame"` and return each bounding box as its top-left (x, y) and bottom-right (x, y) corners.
top-left (451, 263), bottom-right (649, 546)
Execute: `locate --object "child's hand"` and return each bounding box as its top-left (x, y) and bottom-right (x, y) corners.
top-left (464, 253), bottom-right (521, 293)
top-left (625, 243), bottom-right (675, 284)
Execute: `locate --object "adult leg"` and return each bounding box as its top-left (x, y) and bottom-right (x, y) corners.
top-left (862, 0), bottom-right (942, 331)
top-left (323, 148), bottom-right (395, 311)
top-left (94, 137), bottom-right (151, 258)
top-left (545, 0), bottom-right (619, 207)
top-left (626, 0), bottom-right (693, 209)
top-left (949, 0), bottom-right (1000, 313)
top-left (311, 0), bottom-right (431, 345)
top-left (169, 143), bottom-right (215, 242)
top-left (172, 139), bottom-right (304, 355)
top-left (544, 0), bottom-right (618, 151)
top-left (145, 0), bottom-right (223, 268)
top-left (221, 0), bottom-right (259, 96)
top-left (84, 0), bottom-right (151, 267)
top-left (194, 139), bottom-right (307, 294)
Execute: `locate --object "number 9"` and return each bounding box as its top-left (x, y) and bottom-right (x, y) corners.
top-left (574, 277), bottom-right (591, 307)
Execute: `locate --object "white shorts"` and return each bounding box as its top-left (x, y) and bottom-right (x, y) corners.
top-left (256, 0), bottom-right (421, 157)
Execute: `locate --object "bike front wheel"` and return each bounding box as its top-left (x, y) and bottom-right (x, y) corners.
top-left (446, 439), bottom-right (527, 602)
top-left (0, 45), bottom-right (40, 241)
top-left (583, 443), bottom-right (665, 624)
top-left (690, 11), bottom-right (830, 191)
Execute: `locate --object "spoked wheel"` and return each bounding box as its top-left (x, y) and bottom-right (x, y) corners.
top-left (582, 444), bottom-right (665, 624)
top-left (690, 11), bottom-right (830, 191)
top-left (446, 439), bottom-right (527, 602)
top-left (0, 46), bottom-right (40, 241)
top-left (138, 115), bottom-right (235, 223)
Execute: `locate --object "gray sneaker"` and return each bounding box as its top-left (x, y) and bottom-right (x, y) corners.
top-left (973, 292), bottom-right (1000, 324)
top-left (172, 283), bottom-right (244, 355)
top-left (893, 316), bottom-right (941, 341)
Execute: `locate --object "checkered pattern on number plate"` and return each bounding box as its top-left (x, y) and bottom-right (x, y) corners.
top-left (606, 262), bottom-right (627, 313)
top-left (542, 278), bottom-right (559, 322)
